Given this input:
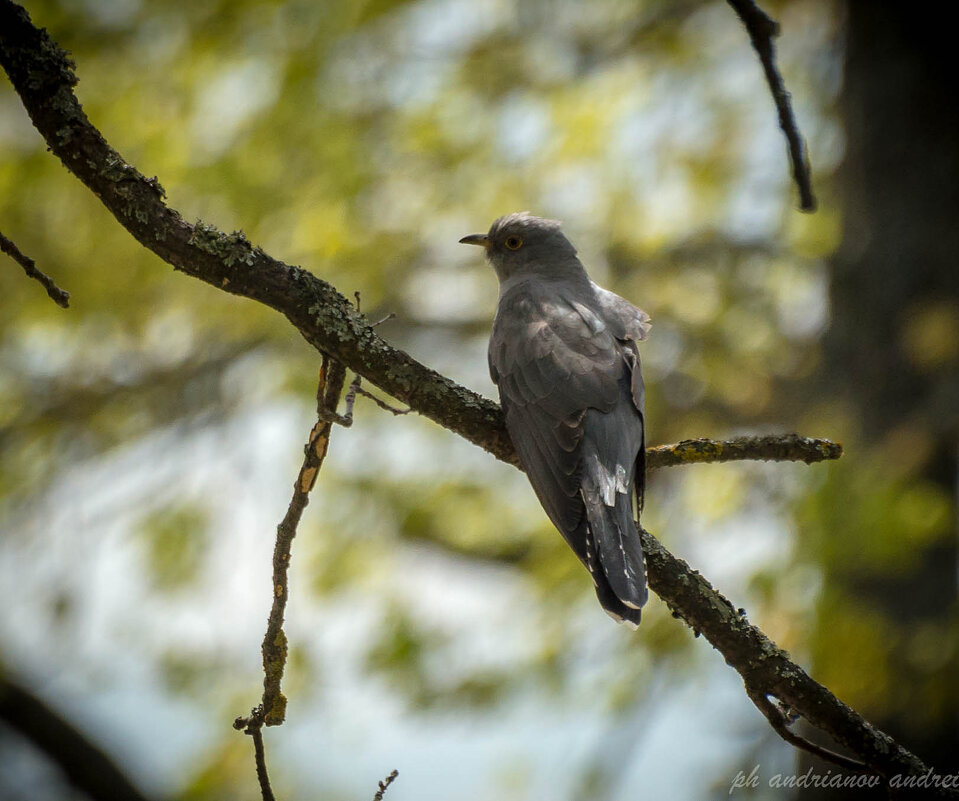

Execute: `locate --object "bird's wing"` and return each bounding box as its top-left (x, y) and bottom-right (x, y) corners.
top-left (586, 284), bottom-right (649, 506)
top-left (593, 283), bottom-right (651, 342)
top-left (489, 284), bottom-right (628, 557)
top-left (490, 282), bottom-right (649, 620)
top-left (623, 339), bottom-right (646, 510)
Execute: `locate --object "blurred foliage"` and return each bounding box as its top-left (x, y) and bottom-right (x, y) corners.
top-left (799, 459), bottom-right (952, 578)
top-left (137, 503), bottom-right (210, 591)
top-left (2, 0), bottom-right (954, 799)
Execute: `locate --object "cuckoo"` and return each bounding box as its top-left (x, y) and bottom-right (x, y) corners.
top-left (461, 213), bottom-right (651, 627)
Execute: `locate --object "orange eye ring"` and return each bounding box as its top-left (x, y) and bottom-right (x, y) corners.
top-left (505, 235), bottom-right (523, 250)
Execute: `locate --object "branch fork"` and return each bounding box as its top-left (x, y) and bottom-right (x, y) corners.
top-left (319, 296), bottom-right (409, 428)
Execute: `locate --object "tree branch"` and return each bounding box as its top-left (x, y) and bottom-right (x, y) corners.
top-left (646, 434), bottom-right (841, 469)
top-left (727, 0), bottom-right (817, 212)
top-left (640, 530), bottom-right (948, 789)
top-left (234, 356), bottom-right (347, 799)
top-left (0, 227), bottom-right (70, 307)
top-left (745, 687), bottom-right (868, 773)
top-left (0, 676), bottom-right (155, 801)
top-left (1, 3), bottom-right (949, 791)
top-left (248, 727), bottom-right (276, 801)
top-left (316, 297), bottom-right (410, 426)
top-left (372, 769), bottom-right (399, 801)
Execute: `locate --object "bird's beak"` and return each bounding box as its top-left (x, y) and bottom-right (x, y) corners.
top-left (459, 233), bottom-right (490, 249)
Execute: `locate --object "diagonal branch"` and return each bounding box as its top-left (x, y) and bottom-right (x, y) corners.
top-left (639, 530), bottom-right (943, 788)
top-left (1, 3), bottom-right (951, 792)
top-left (0, 2), bottom-right (828, 476)
top-left (727, 0), bottom-right (817, 212)
top-left (373, 770), bottom-right (399, 801)
top-left (1, 227), bottom-right (70, 307)
top-left (1, 0), bottom-right (511, 463)
top-left (0, 676), bottom-right (155, 801)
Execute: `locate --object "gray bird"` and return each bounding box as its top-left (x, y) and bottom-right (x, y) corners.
top-left (461, 212), bottom-right (651, 627)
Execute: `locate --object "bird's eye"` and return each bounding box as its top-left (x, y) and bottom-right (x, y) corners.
top-left (505, 235), bottom-right (523, 250)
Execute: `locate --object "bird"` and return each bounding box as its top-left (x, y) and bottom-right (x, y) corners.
top-left (460, 212), bottom-right (651, 627)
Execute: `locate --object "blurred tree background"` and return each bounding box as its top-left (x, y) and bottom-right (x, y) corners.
top-left (0, 1), bottom-right (955, 799)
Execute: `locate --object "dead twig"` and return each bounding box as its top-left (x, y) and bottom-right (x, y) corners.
top-left (354, 385), bottom-right (411, 417)
top-left (0, 228), bottom-right (70, 307)
top-left (746, 687), bottom-right (869, 773)
top-left (373, 770), bottom-right (399, 801)
top-left (234, 355), bottom-right (348, 800)
top-left (320, 295), bottom-right (408, 426)
top-left (249, 727), bottom-right (277, 801)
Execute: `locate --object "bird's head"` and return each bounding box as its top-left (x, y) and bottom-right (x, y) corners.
top-left (460, 212), bottom-right (579, 283)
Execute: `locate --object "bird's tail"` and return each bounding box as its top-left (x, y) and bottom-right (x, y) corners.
top-left (581, 483), bottom-right (647, 628)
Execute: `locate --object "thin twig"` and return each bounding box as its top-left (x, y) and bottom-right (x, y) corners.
top-left (319, 375), bottom-right (359, 427)
top-left (0, 228), bottom-right (70, 307)
top-left (320, 294), bottom-right (406, 424)
top-left (373, 770), bottom-right (399, 801)
top-left (234, 355), bottom-right (348, 800)
top-left (726, 0), bottom-right (817, 212)
top-left (354, 385), bottom-right (411, 416)
top-left (250, 727), bottom-right (277, 801)
top-left (745, 688), bottom-right (869, 773)
top-left (646, 434), bottom-right (841, 469)
top-left (269, 355), bottom-right (346, 719)
top-left (342, 373), bottom-right (364, 422)
top-left (316, 295), bottom-right (364, 428)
